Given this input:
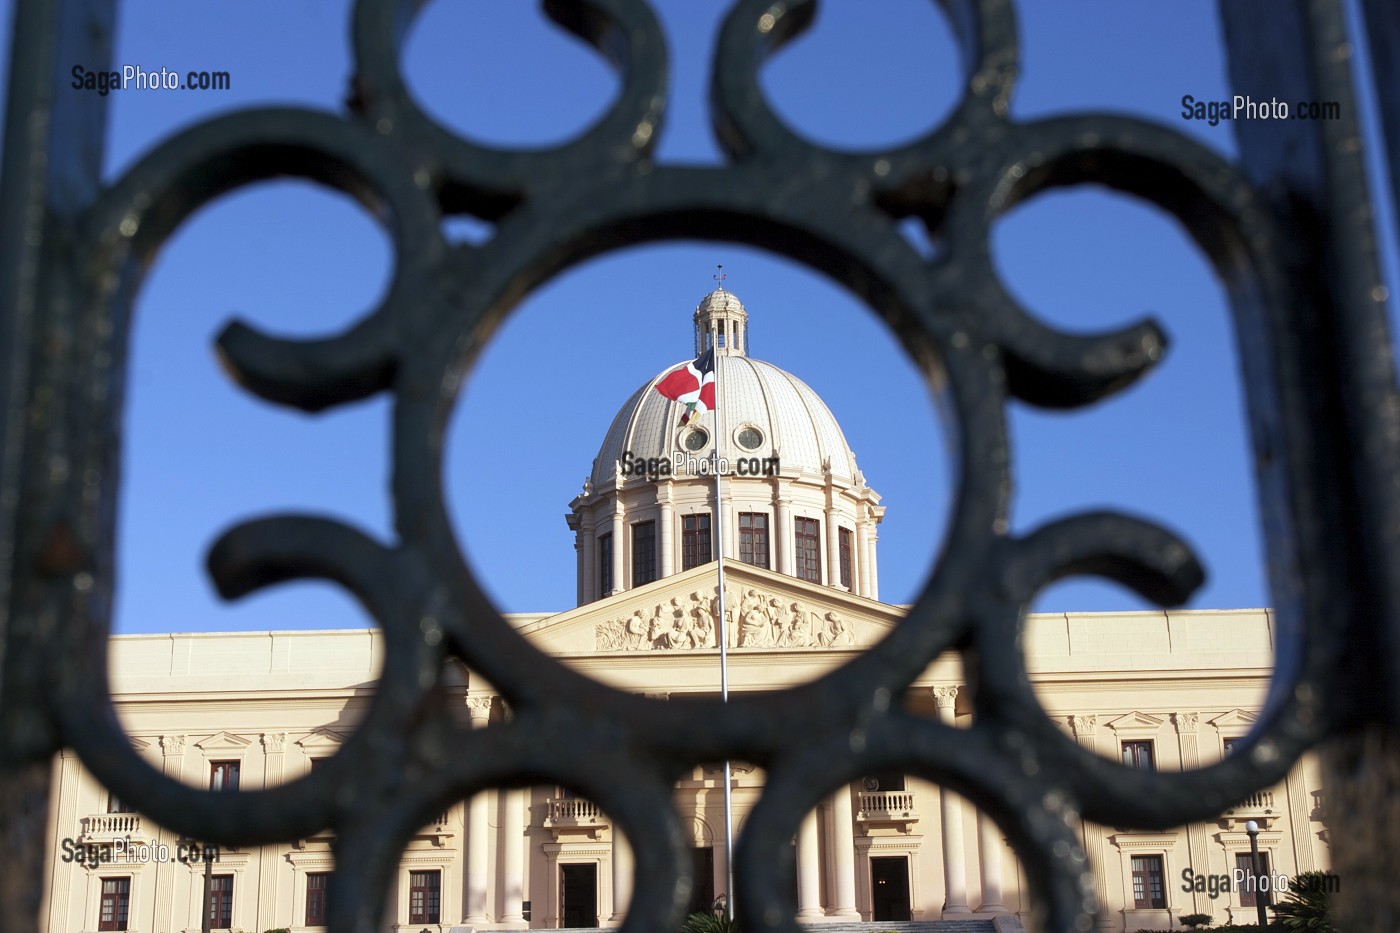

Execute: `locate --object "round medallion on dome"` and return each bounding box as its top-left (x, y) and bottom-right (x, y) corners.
top-left (735, 425), bottom-right (764, 451)
top-left (682, 427), bottom-right (710, 452)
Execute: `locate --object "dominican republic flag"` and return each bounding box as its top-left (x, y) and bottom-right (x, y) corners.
top-left (654, 348), bottom-right (716, 425)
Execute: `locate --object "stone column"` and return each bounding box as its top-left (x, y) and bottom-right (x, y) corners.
top-left (499, 788), bottom-right (527, 926)
top-left (659, 489), bottom-right (675, 579)
top-left (1285, 763), bottom-right (1317, 873)
top-left (257, 733), bottom-right (287, 930)
top-left (976, 812), bottom-right (1005, 912)
top-left (609, 829), bottom-right (633, 923)
top-left (934, 686), bottom-right (970, 914)
top-left (725, 499), bottom-right (738, 566)
top-left (465, 697), bottom-right (495, 923)
top-left (611, 506), bottom-right (625, 594)
top-left (866, 527), bottom-right (879, 600)
top-left (828, 785), bottom-right (860, 919)
top-left (1072, 715), bottom-right (1114, 929)
top-left (1172, 713), bottom-right (1214, 913)
top-left (796, 808), bottom-right (823, 919)
top-left (582, 518), bottom-right (596, 603)
top-left (575, 535), bottom-right (584, 605)
top-left (825, 506), bottom-right (841, 588)
top-left (152, 735), bottom-right (186, 933)
top-left (47, 751), bottom-right (83, 933)
top-left (775, 497), bottom-right (794, 576)
top-left (856, 519), bottom-right (872, 598)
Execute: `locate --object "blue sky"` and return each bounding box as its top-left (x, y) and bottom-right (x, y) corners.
top-left (2, 1), bottom-right (1396, 634)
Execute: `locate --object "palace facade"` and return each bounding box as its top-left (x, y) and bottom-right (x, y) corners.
top-left (41, 288), bottom-right (1328, 932)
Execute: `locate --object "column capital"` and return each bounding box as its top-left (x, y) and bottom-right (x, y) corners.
top-left (260, 732), bottom-right (287, 754)
top-left (160, 734), bottom-right (186, 756)
top-left (932, 685), bottom-right (961, 709)
top-left (1070, 714), bottom-right (1098, 737)
top-left (466, 695), bottom-right (496, 723)
top-left (1172, 711), bottom-right (1200, 734)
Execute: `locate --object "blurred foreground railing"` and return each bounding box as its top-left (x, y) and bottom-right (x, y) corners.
top-left (2, 1), bottom-right (1399, 931)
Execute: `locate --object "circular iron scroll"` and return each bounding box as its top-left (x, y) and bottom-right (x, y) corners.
top-left (57, 1), bottom-right (1337, 931)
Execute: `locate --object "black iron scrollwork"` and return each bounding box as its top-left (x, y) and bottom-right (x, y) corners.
top-left (3, 1), bottom-right (1397, 931)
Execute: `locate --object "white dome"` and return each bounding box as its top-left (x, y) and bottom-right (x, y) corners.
top-left (569, 287), bottom-right (885, 606)
top-left (591, 354), bottom-right (860, 487)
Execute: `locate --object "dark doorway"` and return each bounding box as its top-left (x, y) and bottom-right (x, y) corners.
top-left (688, 847), bottom-right (715, 915)
top-left (870, 856), bottom-right (912, 922)
top-left (560, 863), bottom-right (598, 928)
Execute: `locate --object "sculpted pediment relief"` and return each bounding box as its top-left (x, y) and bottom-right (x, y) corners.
top-left (596, 585), bottom-right (856, 652)
top-left (517, 561), bottom-right (898, 656)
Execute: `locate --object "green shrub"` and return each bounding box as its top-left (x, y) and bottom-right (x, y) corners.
top-left (681, 911), bottom-right (738, 933)
top-left (1269, 870), bottom-right (1336, 932)
top-left (1180, 914), bottom-right (1215, 929)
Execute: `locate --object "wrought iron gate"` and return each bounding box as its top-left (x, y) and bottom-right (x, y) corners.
top-left (2, 1), bottom-right (1398, 930)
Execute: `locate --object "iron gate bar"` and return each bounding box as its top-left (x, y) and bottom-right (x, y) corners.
top-left (1, 1), bottom-right (1396, 932)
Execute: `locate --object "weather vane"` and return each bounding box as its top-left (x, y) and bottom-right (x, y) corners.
top-left (713, 263), bottom-right (727, 287)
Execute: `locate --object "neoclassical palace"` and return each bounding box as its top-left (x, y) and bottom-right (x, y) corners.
top-left (42, 289), bottom-right (1328, 932)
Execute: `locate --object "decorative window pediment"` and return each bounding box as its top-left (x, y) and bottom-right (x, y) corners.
top-left (1208, 708), bottom-right (1259, 732)
top-left (193, 731), bottom-right (253, 753)
top-left (1104, 711), bottom-right (1167, 740)
top-left (295, 728), bottom-right (347, 751)
top-left (1109, 831), bottom-right (1181, 851)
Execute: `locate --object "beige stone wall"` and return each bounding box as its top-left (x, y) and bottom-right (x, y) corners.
top-left (41, 611), bottom-right (1328, 932)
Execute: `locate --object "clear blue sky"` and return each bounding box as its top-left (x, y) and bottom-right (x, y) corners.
top-left (2, 1), bottom-right (1395, 634)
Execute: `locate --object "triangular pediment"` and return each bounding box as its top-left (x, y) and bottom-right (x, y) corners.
top-left (296, 729), bottom-right (348, 750)
top-left (194, 731), bottom-right (253, 752)
top-left (1207, 708), bottom-right (1259, 731)
top-left (515, 560), bottom-right (903, 657)
top-left (1104, 711), bottom-right (1167, 735)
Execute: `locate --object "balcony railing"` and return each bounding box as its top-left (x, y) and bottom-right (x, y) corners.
top-left (79, 813), bottom-right (144, 843)
top-left (544, 797), bottom-right (606, 828)
top-left (1223, 790), bottom-right (1275, 818)
top-left (855, 791), bottom-right (918, 826)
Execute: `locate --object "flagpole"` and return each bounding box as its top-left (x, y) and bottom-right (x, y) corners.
top-left (712, 322), bottom-right (735, 922)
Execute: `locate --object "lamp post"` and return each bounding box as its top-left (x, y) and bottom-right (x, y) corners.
top-left (1245, 819), bottom-right (1269, 929)
top-left (200, 842), bottom-right (211, 933)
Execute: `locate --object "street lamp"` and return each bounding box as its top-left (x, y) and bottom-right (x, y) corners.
top-left (200, 842), bottom-right (211, 933)
top-left (1245, 819), bottom-right (1269, 929)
